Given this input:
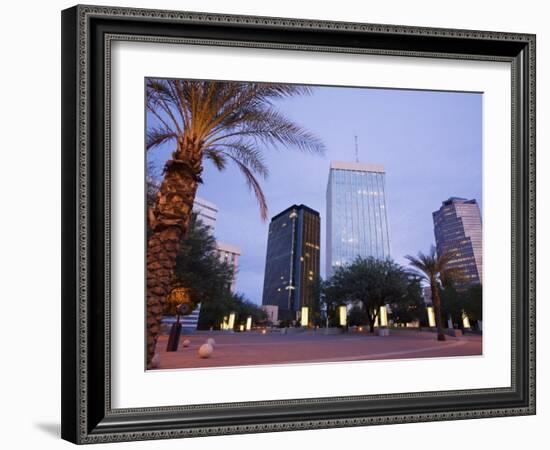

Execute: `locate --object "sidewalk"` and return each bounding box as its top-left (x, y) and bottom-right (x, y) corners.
top-left (152, 329), bottom-right (482, 370)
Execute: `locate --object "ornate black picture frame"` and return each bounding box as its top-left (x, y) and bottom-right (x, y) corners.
top-left (61, 4), bottom-right (536, 444)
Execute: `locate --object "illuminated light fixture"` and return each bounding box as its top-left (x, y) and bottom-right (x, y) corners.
top-left (239, 324), bottom-right (244, 331)
top-left (338, 305), bottom-right (347, 327)
top-left (379, 305), bottom-right (388, 327)
top-left (427, 307), bottom-right (436, 327)
top-left (374, 315), bottom-right (379, 328)
top-left (261, 329), bottom-right (267, 335)
top-left (301, 307), bottom-right (309, 327)
top-left (246, 316), bottom-right (252, 331)
top-left (228, 312), bottom-right (236, 330)
top-left (462, 311), bottom-right (471, 329)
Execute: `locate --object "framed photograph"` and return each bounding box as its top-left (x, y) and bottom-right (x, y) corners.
top-left (61, 4), bottom-right (536, 444)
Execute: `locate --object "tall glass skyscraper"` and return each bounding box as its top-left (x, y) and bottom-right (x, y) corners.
top-left (433, 197), bottom-right (482, 288)
top-left (261, 205), bottom-right (321, 321)
top-left (326, 161), bottom-right (391, 277)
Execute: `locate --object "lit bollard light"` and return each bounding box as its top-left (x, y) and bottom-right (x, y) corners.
top-left (338, 305), bottom-right (347, 327)
top-left (427, 306), bottom-right (436, 328)
top-left (228, 312), bottom-right (236, 331)
top-left (301, 306), bottom-right (309, 327)
top-left (379, 305), bottom-right (388, 327)
top-left (462, 311), bottom-right (471, 329)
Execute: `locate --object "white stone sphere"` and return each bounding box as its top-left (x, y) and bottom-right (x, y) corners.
top-left (182, 339), bottom-right (191, 348)
top-left (206, 338), bottom-right (216, 347)
top-left (198, 343), bottom-right (213, 358)
top-left (150, 353), bottom-right (160, 368)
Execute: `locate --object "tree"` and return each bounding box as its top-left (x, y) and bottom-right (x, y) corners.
top-left (172, 214), bottom-right (233, 314)
top-left (322, 276), bottom-right (349, 327)
top-left (439, 279), bottom-right (462, 329)
top-left (348, 305), bottom-right (369, 327)
top-left (439, 281), bottom-right (483, 330)
top-left (325, 257), bottom-right (408, 332)
top-left (464, 284), bottom-right (482, 323)
top-left (391, 274), bottom-right (426, 326)
top-left (145, 80), bottom-right (325, 365)
top-left (197, 292), bottom-right (267, 330)
top-left (405, 246), bottom-right (464, 341)
top-left (308, 275), bottom-right (324, 326)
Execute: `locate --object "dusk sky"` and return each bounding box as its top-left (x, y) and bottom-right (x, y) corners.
top-left (147, 84), bottom-right (482, 305)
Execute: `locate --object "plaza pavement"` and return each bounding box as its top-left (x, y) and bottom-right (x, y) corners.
top-left (153, 329), bottom-right (482, 370)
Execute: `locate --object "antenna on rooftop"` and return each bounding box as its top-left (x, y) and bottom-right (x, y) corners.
top-left (354, 133), bottom-right (359, 163)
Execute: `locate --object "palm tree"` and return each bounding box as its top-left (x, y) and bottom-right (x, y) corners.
top-left (145, 79), bottom-right (325, 366)
top-left (405, 246), bottom-right (463, 341)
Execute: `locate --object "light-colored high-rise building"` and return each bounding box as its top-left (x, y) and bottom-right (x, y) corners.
top-left (432, 197), bottom-right (482, 288)
top-left (326, 161), bottom-right (391, 277)
top-left (192, 197), bottom-right (241, 291)
top-left (192, 196), bottom-right (218, 230)
top-left (217, 242), bottom-right (241, 292)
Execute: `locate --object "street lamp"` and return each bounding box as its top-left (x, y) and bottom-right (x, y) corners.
top-left (166, 287), bottom-right (193, 352)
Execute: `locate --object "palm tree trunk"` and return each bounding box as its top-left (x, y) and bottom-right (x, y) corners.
top-left (431, 280), bottom-right (446, 341)
top-left (146, 152), bottom-right (202, 368)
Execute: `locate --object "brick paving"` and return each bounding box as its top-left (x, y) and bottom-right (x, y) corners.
top-left (153, 329), bottom-right (482, 370)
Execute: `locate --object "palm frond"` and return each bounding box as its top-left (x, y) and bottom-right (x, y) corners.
top-left (215, 141), bottom-right (269, 178)
top-left (224, 154), bottom-right (268, 221)
top-left (146, 126), bottom-right (177, 151)
top-left (204, 149), bottom-right (227, 172)
top-left (146, 79), bottom-right (325, 221)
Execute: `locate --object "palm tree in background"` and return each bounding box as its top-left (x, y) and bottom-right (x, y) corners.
top-left (145, 79), bottom-right (325, 366)
top-left (405, 246), bottom-right (464, 341)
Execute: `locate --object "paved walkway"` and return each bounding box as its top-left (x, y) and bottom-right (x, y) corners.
top-left (153, 329), bottom-right (482, 370)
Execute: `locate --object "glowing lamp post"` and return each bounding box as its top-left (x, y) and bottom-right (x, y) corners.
top-left (166, 287), bottom-right (193, 352)
top-left (228, 312), bottom-right (236, 331)
top-left (301, 306), bottom-right (309, 327)
top-left (462, 311), bottom-right (471, 329)
top-left (379, 305), bottom-right (388, 327)
top-left (427, 306), bottom-right (436, 328)
top-left (338, 305), bottom-right (347, 327)
top-left (246, 316), bottom-right (252, 331)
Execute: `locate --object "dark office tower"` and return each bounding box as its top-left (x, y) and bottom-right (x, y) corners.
top-left (261, 205), bottom-right (321, 322)
top-left (433, 197), bottom-right (483, 289)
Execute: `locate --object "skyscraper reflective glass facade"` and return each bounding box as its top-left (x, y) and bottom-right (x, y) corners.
top-left (326, 161), bottom-right (391, 277)
top-left (261, 205), bottom-right (320, 321)
top-left (433, 197), bottom-right (482, 288)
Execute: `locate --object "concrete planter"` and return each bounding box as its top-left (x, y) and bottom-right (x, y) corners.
top-left (445, 328), bottom-right (463, 337)
top-left (322, 327), bottom-right (344, 335)
top-left (375, 328), bottom-right (390, 337)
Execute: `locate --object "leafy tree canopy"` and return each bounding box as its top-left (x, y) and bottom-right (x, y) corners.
top-left (324, 257), bottom-right (408, 331)
top-left (391, 274), bottom-right (426, 325)
top-left (171, 215), bottom-right (234, 313)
